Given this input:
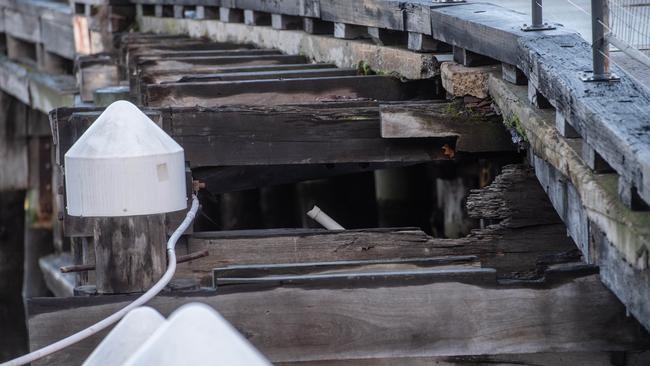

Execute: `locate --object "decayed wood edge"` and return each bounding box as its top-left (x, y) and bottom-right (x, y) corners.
top-left (137, 16), bottom-right (447, 80)
top-left (487, 73), bottom-right (650, 330)
top-left (26, 273), bottom-right (650, 365)
top-left (487, 73), bottom-right (650, 269)
top-left (0, 55), bottom-right (76, 114)
top-left (378, 101), bottom-right (514, 153)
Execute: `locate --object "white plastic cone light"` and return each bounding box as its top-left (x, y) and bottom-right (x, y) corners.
top-left (83, 307), bottom-right (165, 366)
top-left (122, 303), bottom-right (271, 366)
top-left (65, 100), bottom-right (187, 217)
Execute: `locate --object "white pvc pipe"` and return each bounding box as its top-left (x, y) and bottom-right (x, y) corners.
top-left (306, 205), bottom-right (345, 230)
top-left (1, 195), bottom-right (200, 366)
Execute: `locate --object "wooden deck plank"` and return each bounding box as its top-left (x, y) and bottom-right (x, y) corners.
top-left (143, 75), bottom-right (436, 107)
top-left (27, 273), bottom-right (650, 365)
top-left (141, 63), bottom-right (340, 84)
top-left (172, 67), bottom-right (358, 82)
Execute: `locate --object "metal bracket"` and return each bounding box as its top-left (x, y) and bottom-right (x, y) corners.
top-left (580, 71), bottom-right (620, 82)
top-left (521, 23), bottom-right (556, 32)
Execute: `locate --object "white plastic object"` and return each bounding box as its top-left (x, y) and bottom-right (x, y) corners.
top-left (307, 205), bottom-right (345, 230)
top-left (123, 303), bottom-right (271, 366)
top-left (0, 196), bottom-right (199, 366)
top-left (65, 100), bottom-right (187, 217)
top-left (82, 307), bottom-right (165, 366)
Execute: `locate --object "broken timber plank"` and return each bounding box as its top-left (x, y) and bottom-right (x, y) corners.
top-left (173, 67), bottom-right (358, 82)
top-left (380, 101), bottom-right (513, 153)
top-left (143, 76), bottom-right (436, 107)
top-left (212, 255), bottom-right (480, 280)
top-left (27, 273), bottom-right (650, 365)
top-left (140, 63), bottom-right (340, 84)
top-left (53, 103), bottom-right (451, 170)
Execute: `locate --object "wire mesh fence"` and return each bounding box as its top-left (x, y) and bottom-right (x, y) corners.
top-left (608, 0), bottom-right (650, 57)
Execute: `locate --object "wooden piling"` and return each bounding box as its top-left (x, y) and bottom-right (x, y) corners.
top-left (93, 214), bottom-right (167, 294)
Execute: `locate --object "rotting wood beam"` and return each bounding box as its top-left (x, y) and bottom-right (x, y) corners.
top-left (142, 75), bottom-right (437, 107)
top-left (379, 100), bottom-right (513, 153)
top-left (51, 101), bottom-right (511, 172)
top-left (487, 73), bottom-right (650, 330)
top-left (27, 271), bottom-right (650, 365)
top-left (172, 67), bottom-right (358, 82)
top-left (140, 63), bottom-right (341, 84)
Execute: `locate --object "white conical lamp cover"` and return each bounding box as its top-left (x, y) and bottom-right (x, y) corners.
top-left (65, 100), bottom-right (187, 217)
top-left (122, 303), bottom-right (271, 366)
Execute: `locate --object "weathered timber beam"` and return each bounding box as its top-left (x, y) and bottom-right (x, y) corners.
top-left (126, 49), bottom-right (282, 73)
top-left (234, 0), bottom-right (320, 18)
top-left (52, 102), bottom-right (452, 169)
top-left (212, 255), bottom-right (480, 279)
top-left (380, 101), bottom-right (513, 153)
top-left (173, 67), bottom-right (358, 82)
top-left (27, 273), bottom-right (650, 365)
top-left (143, 75), bottom-right (436, 107)
top-left (133, 54), bottom-right (309, 99)
top-left (135, 48), bottom-right (281, 61)
top-left (137, 54), bottom-right (308, 71)
top-left (142, 63), bottom-right (340, 84)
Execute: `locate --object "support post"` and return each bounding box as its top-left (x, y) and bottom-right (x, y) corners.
top-left (582, 0), bottom-right (619, 81)
top-left (522, 0), bottom-right (555, 31)
top-left (93, 214), bottom-right (167, 294)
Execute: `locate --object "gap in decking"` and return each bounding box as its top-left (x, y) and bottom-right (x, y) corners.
top-left (194, 154), bottom-right (522, 238)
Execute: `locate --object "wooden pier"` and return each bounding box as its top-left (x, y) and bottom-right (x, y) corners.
top-left (1, 0), bottom-right (650, 365)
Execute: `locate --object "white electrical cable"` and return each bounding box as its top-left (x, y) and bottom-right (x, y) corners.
top-left (1, 195), bottom-right (200, 366)
top-left (306, 205), bottom-right (345, 230)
